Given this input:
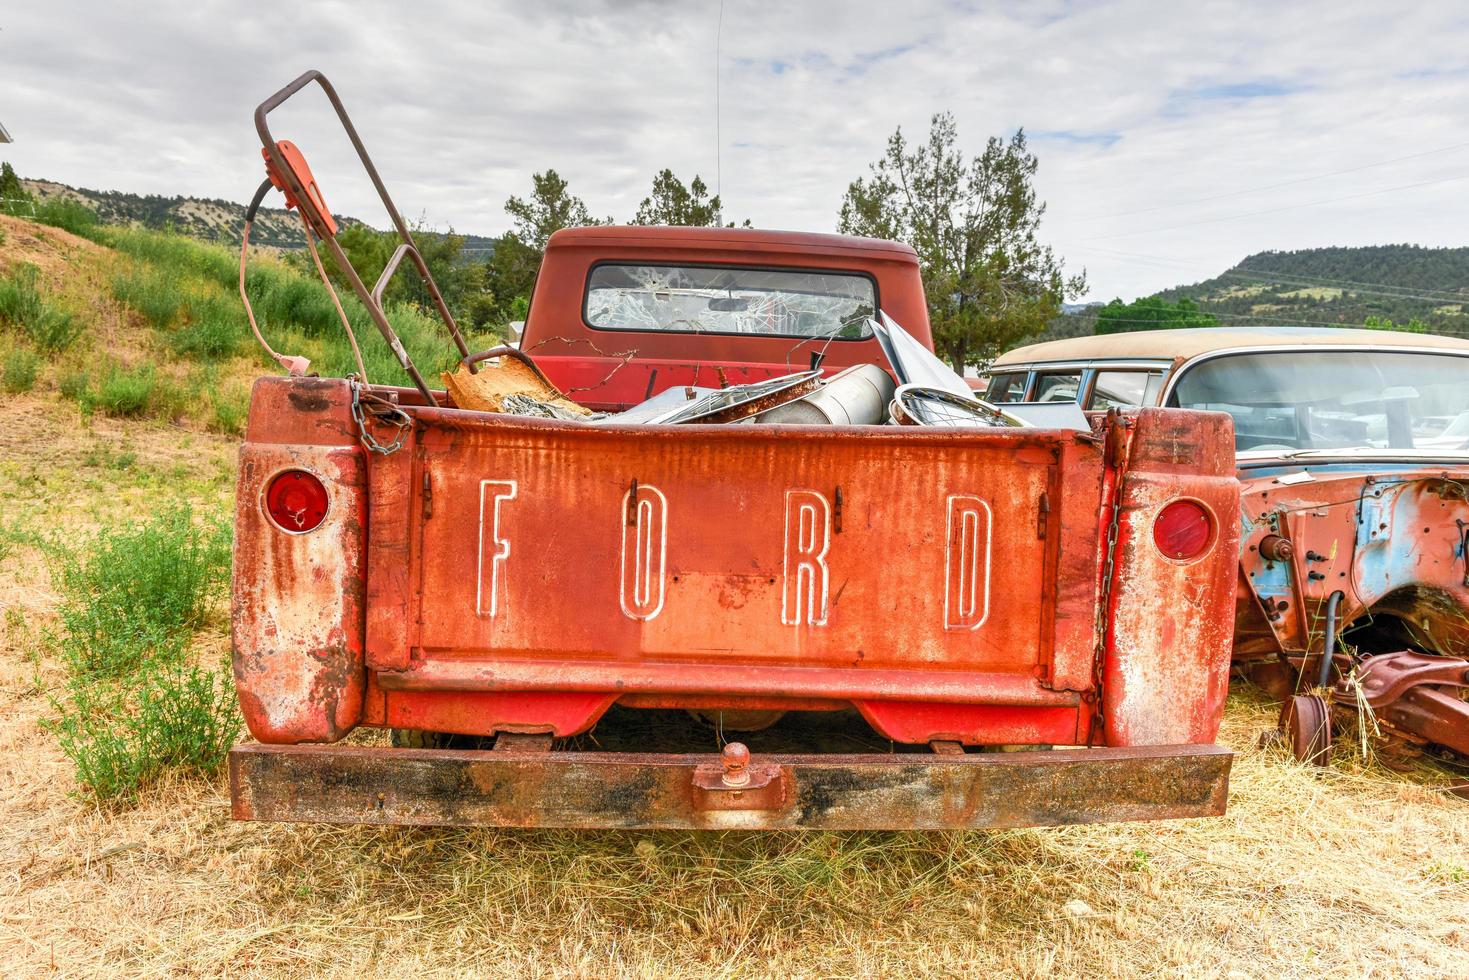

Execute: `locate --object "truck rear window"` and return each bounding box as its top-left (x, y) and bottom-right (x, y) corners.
top-left (585, 263), bottom-right (876, 339)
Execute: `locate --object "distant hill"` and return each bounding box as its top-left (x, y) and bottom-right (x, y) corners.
top-left (20, 178), bottom-right (499, 257)
top-left (1153, 244), bottom-right (1469, 336)
top-left (1037, 244), bottom-right (1469, 345)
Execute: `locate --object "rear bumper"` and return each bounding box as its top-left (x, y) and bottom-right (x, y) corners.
top-left (229, 742), bottom-right (1232, 830)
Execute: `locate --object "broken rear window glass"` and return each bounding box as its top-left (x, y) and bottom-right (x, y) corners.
top-left (585, 264), bottom-right (876, 339)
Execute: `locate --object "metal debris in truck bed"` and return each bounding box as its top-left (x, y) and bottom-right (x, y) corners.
top-left (442, 354), bottom-right (591, 416)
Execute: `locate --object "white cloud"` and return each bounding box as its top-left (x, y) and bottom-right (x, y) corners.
top-left (3, 0), bottom-right (1466, 299)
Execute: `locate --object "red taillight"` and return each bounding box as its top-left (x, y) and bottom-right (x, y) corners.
top-left (1153, 499), bottom-right (1213, 561)
top-left (265, 470), bottom-right (329, 533)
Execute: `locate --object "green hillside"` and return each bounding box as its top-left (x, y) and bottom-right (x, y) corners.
top-left (18, 178), bottom-right (499, 255)
top-left (1153, 244), bottom-right (1469, 336)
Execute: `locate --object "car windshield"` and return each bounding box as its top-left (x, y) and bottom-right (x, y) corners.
top-left (1170, 349), bottom-right (1469, 453)
top-left (585, 263), bottom-right (876, 339)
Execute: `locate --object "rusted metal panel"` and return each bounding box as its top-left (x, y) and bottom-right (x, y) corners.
top-left (234, 376), bottom-right (1244, 791)
top-left (1237, 469), bottom-right (1469, 661)
top-left (378, 659), bottom-right (1081, 704)
top-left (382, 690), bottom-right (618, 737)
top-left (1236, 467), bottom-right (1469, 760)
top-left (1104, 409), bottom-right (1241, 746)
top-left (1387, 685), bottom-right (1469, 757)
top-left (232, 440), bottom-right (367, 743)
top-left (230, 742), bottom-right (1231, 830)
top-left (363, 434), bottom-right (416, 671)
top-left (395, 410), bottom-right (1101, 744)
top-left (242, 376), bottom-right (358, 447)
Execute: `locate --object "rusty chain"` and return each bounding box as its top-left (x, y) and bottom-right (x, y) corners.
top-left (1089, 412), bottom-right (1129, 745)
top-left (350, 378), bottom-right (413, 456)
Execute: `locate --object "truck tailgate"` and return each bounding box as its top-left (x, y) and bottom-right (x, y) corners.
top-left (366, 411), bottom-right (1106, 733)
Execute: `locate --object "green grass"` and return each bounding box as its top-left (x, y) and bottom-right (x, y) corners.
top-left (32, 197), bottom-right (101, 239)
top-left (98, 225), bottom-right (465, 385)
top-left (101, 225), bottom-right (240, 289)
top-left (0, 263), bottom-right (83, 352)
top-left (2, 346), bottom-right (39, 393)
top-left (87, 363), bottom-right (156, 417)
top-left (47, 659), bottom-right (239, 803)
top-left (5, 215), bottom-right (470, 408)
top-left (43, 503), bottom-right (237, 803)
top-left (47, 504), bottom-right (230, 678)
top-left (0, 516), bottom-right (36, 565)
top-left (168, 292), bottom-right (243, 360)
top-left (111, 265), bottom-right (186, 328)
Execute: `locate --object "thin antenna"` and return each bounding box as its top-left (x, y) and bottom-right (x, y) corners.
top-left (715, 0), bottom-right (724, 219)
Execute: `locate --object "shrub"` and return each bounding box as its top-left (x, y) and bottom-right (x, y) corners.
top-left (57, 369), bottom-right (90, 404)
top-left (103, 227), bottom-right (236, 289)
top-left (45, 505), bottom-right (238, 803)
top-left (48, 661), bottom-right (239, 802)
top-left (251, 272), bottom-right (343, 337)
top-left (89, 364), bottom-right (156, 416)
top-left (170, 293), bottom-right (243, 360)
top-left (2, 347), bottom-right (39, 393)
top-left (0, 263), bottom-right (83, 352)
top-left (48, 504), bottom-right (231, 677)
top-left (209, 391), bottom-right (248, 435)
top-left (33, 197), bottom-right (100, 238)
top-left (26, 305), bottom-right (83, 353)
top-left (112, 265), bottom-right (184, 328)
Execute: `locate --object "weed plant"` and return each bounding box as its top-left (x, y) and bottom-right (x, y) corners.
top-left (2, 346), bottom-right (38, 392)
top-left (0, 263), bottom-right (83, 352)
top-left (44, 505), bottom-right (237, 802)
top-left (47, 504), bottom-right (229, 678)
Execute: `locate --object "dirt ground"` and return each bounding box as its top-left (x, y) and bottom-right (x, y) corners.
top-left (1, 395), bottom-right (1468, 978)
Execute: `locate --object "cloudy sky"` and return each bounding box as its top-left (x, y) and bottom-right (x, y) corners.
top-left (4, 1), bottom-right (1468, 300)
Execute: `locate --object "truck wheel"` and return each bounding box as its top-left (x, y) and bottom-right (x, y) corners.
top-left (1280, 694), bottom-right (1332, 766)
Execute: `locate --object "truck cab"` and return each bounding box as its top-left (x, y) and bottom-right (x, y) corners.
top-left (520, 226), bottom-right (932, 410)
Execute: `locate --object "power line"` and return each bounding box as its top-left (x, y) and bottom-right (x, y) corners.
top-left (1071, 309), bottom-right (1469, 336)
top-left (1080, 172), bottom-right (1469, 242)
top-left (1074, 139), bottom-right (1469, 222)
top-left (1224, 268), bottom-right (1469, 303)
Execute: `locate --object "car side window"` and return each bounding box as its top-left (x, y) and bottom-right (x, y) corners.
top-left (1033, 372), bottom-right (1083, 403)
top-left (1089, 371), bottom-right (1163, 410)
top-left (985, 372), bottom-right (1028, 402)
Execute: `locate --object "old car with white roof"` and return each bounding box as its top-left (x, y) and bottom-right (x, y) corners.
top-left (987, 326), bottom-right (1469, 779)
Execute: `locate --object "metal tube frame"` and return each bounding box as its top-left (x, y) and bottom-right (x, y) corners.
top-left (255, 70), bottom-right (474, 404)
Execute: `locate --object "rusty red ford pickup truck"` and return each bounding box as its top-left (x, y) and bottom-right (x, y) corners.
top-left (227, 71), bottom-right (1240, 830)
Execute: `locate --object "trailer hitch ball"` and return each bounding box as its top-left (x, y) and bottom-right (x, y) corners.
top-left (721, 742), bottom-right (751, 787)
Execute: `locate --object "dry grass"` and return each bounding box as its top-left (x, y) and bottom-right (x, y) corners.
top-left (0, 396), bottom-right (1466, 978)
